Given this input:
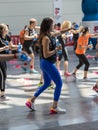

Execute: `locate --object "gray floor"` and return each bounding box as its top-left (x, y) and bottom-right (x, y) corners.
top-left (0, 47), bottom-right (98, 130)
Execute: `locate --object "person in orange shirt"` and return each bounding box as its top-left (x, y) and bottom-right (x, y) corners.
top-left (72, 27), bottom-right (98, 80)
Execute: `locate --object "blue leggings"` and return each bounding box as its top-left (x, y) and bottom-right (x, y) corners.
top-left (34, 59), bottom-right (62, 101)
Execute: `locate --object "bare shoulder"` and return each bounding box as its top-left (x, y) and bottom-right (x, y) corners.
top-left (42, 35), bottom-right (50, 42)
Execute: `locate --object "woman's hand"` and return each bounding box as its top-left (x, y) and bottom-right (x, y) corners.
top-left (56, 45), bottom-right (62, 51)
top-left (4, 45), bottom-right (10, 50)
top-left (96, 43), bottom-right (98, 49)
top-left (88, 44), bottom-right (93, 49)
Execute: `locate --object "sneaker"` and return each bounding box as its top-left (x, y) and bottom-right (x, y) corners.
top-left (21, 66), bottom-right (29, 73)
top-left (95, 57), bottom-right (98, 61)
top-left (50, 106), bottom-right (66, 114)
top-left (25, 99), bottom-right (35, 110)
top-left (83, 77), bottom-right (90, 82)
top-left (30, 69), bottom-right (39, 74)
top-left (48, 83), bottom-right (55, 90)
top-left (64, 72), bottom-right (72, 76)
top-left (72, 73), bottom-right (76, 78)
top-left (0, 95), bottom-right (10, 101)
top-left (37, 82), bottom-right (43, 87)
top-left (93, 85), bottom-right (98, 93)
top-left (65, 75), bottom-right (76, 82)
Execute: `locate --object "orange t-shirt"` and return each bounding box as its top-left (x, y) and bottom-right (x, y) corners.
top-left (75, 34), bottom-right (92, 54)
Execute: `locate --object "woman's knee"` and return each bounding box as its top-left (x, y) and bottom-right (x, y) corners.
top-left (44, 80), bottom-right (51, 87)
top-left (76, 63), bottom-right (83, 69)
top-left (85, 62), bottom-right (90, 71)
top-left (55, 79), bottom-right (62, 88)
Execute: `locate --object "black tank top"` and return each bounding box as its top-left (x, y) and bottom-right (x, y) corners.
top-left (40, 35), bottom-right (57, 63)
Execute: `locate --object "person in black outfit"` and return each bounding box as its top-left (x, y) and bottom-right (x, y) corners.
top-left (0, 24), bottom-right (18, 100)
top-left (23, 18), bottom-right (40, 73)
top-left (71, 23), bottom-right (84, 51)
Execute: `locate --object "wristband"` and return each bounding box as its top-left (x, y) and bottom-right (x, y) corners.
top-left (14, 53), bottom-right (17, 58)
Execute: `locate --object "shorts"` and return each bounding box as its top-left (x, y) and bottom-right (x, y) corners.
top-left (23, 42), bottom-right (34, 55)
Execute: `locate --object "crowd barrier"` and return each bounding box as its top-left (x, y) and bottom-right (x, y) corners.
top-left (10, 35), bottom-right (20, 45)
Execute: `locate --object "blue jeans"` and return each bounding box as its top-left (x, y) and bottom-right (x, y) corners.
top-left (34, 59), bottom-right (62, 101)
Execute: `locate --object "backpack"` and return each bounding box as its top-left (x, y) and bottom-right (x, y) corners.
top-left (19, 29), bottom-right (25, 44)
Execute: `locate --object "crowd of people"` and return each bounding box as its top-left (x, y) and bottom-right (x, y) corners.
top-left (0, 17), bottom-right (98, 114)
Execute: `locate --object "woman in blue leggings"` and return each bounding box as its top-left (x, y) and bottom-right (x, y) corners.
top-left (26, 17), bottom-right (71, 114)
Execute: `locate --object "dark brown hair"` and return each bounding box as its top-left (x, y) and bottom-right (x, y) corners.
top-left (39, 17), bottom-right (53, 43)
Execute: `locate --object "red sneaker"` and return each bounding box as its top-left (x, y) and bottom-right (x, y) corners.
top-left (64, 72), bottom-right (72, 76)
top-left (25, 99), bottom-right (35, 110)
top-left (93, 85), bottom-right (98, 93)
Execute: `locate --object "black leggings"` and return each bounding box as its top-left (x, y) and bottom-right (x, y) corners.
top-left (0, 62), bottom-right (7, 92)
top-left (57, 35), bottom-right (68, 61)
top-left (76, 54), bottom-right (90, 71)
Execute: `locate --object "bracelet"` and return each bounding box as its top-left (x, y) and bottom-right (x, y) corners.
top-left (14, 53), bottom-right (17, 58)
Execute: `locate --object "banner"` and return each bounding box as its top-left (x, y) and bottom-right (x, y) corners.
top-left (53, 0), bottom-right (62, 24)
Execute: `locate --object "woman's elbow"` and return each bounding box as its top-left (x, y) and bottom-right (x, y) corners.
top-left (44, 55), bottom-right (48, 58)
top-left (43, 53), bottom-right (48, 58)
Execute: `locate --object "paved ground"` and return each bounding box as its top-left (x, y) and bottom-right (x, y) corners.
top-left (0, 47), bottom-right (98, 130)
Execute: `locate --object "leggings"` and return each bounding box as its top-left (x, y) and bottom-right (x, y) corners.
top-left (76, 54), bottom-right (90, 71)
top-left (58, 47), bottom-right (68, 61)
top-left (0, 62), bottom-right (7, 92)
top-left (34, 59), bottom-right (62, 101)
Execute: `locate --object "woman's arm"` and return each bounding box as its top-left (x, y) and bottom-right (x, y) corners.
top-left (0, 53), bottom-right (18, 61)
top-left (78, 44), bottom-right (88, 50)
top-left (9, 41), bottom-right (18, 50)
top-left (0, 46), bottom-right (9, 52)
top-left (51, 28), bottom-right (72, 37)
top-left (71, 26), bottom-right (84, 34)
top-left (89, 33), bottom-right (98, 38)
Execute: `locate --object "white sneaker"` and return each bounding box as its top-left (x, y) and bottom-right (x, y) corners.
top-left (29, 69), bottom-right (39, 74)
top-left (50, 106), bottom-right (66, 114)
top-left (82, 77), bottom-right (91, 82)
top-left (0, 95), bottom-right (10, 101)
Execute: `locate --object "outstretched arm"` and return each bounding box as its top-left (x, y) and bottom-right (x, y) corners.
top-left (51, 28), bottom-right (72, 37)
top-left (0, 54), bottom-right (18, 61)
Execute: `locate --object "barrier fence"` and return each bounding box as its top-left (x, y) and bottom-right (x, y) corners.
top-left (10, 35), bottom-right (20, 45)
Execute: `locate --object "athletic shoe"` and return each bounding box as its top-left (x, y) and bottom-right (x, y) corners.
top-left (83, 77), bottom-right (90, 82)
top-left (48, 83), bottom-right (55, 90)
top-left (25, 99), bottom-right (35, 110)
top-left (72, 73), bottom-right (76, 78)
top-left (50, 106), bottom-right (66, 114)
top-left (64, 72), bottom-right (72, 76)
top-left (21, 66), bottom-right (29, 73)
top-left (95, 57), bottom-right (98, 61)
top-left (30, 69), bottom-right (39, 74)
top-left (0, 95), bottom-right (10, 101)
top-left (65, 75), bottom-right (76, 82)
top-left (37, 82), bottom-right (43, 87)
top-left (93, 85), bottom-right (98, 93)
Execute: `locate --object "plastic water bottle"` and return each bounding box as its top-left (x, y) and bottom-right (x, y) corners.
top-left (33, 37), bottom-right (37, 42)
top-left (56, 39), bottom-right (62, 54)
top-left (18, 53), bottom-right (31, 62)
top-left (18, 43), bottom-right (22, 52)
top-left (89, 41), bottom-right (93, 50)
